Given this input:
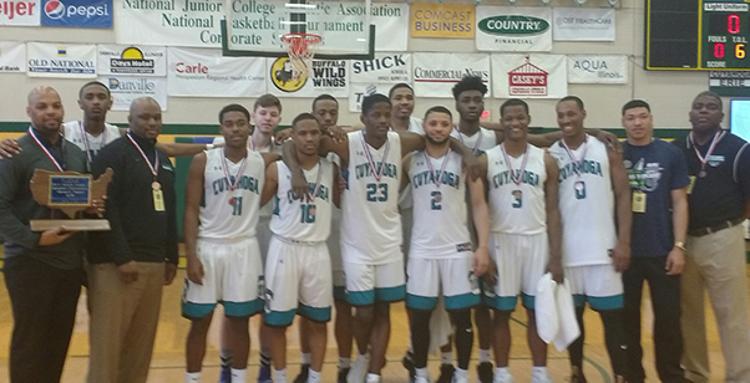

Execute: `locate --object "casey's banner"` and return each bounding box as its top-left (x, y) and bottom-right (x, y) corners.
top-left (410, 2), bottom-right (474, 39)
top-left (167, 47), bottom-right (266, 97)
top-left (413, 52), bottom-right (490, 98)
top-left (476, 6), bottom-right (552, 52)
top-left (492, 54), bottom-right (566, 99)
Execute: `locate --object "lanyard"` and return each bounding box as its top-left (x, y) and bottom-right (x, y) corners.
top-left (360, 131), bottom-right (390, 182)
top-left (561, 137), bottom-right (588, 179)
top-left (220, 151), bottom-right (248, 192)
top-left (500, 143), bottom-right (529, 186)
top-left (125, 132), bottom-right (160, 184)
top-left (689, 130), bottom-right (725, 176)
top-left (28, 127), bottom-right (64, 172)
top-left (79, 121), bottom-right (107, 166)
top-left (423, 149), bottom-right (451, 188)
top-left (456, 126), bottom-right (483, 154)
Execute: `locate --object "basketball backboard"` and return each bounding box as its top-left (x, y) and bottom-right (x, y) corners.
top-left (221, 0), bottom-right (375, 60)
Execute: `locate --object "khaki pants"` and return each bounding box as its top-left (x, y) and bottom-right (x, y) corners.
top-left (86, 262), bottom-right (165, 383)
top-left (681, 225), bottom-right (750, 383)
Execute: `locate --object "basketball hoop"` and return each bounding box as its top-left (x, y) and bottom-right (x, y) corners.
top-left (281, 32), bottom-right (321, 80)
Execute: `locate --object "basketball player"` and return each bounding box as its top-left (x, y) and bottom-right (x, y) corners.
top-left (182, 104), bottom-right (278, 383)
top-left (389, 83), bottom-right (424, 134)
top-left (259, 113), bottom-right (340, 383)
top-left (547, 96), bottom-right (632, 383)
top-left (283, 94), bottom-right (474, 383)
top-left (404, 106), bottom-right (492, 383)
top-left (479, 99), bottom-right (563, 383)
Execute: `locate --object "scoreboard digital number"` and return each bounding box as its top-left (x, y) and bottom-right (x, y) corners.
top-left (646, 0), bottom-right (750, 70)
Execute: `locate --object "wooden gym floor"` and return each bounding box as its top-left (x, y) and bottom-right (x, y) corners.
top-left (0, 265), bottom-right (746, 382)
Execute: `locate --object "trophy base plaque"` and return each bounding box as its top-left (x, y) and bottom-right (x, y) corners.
top-left (30, 219), bottom-right (111, 232)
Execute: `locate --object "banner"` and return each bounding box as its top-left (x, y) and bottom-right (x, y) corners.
top-left (0, 41), bottom-right (26, 72)
top-left (492, 54), bottom-right (566, 99)
top-left (98, 45), bottom-right (166, 77)
top-left (0, 0), bottom-right (40, 26)
top-left (410, 2), bottom-right (474, 39)
top-left (40, 0), bottom-right (112, 28)
top-left (413, 53), bottom-right (490, 98)
top-left (476, 7), bottom-right (551, 52)
top-left (350, 53), bottom-right (411, 84)
top-left (348, 83), bottom-right (393, 112)
top-left (553, 7), bottom-right (615, 41)
top-left (101, 76), bottom-right (167, 111)
top-left (167, 47), bottom-right (266, 97)
top-left (267, 57), bottom-right (349, 98)
top-left (709, 71), bottom-right (750, 96)
top-left (27, 42), bottom-right (96, 78)
top-left (567, 55), bottom-right (628, 84)
top-left (372, 2), bottom-right (409, 52)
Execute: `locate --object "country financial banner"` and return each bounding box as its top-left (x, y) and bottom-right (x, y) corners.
top-left (350, 53), bottom-right (411, 84)
top-left (553, 7), bottom-right (615, 42)
top-left (40, 0), bottom-right (112, 29)
top-left (476, 7), bottom-right (551, 52)
top-left (167, 47), bottom-right (266, 97)
top-left (412, 53), bottom-right (490, 98)
top-left (410, 2), bottom-right (474, 39)
top-left (98, 45), bottom-right (167, 77)
top-left (0, 41), bottom-right (26, 72)
top-left (101, 76), bottom-right (168, 111)
top-left (27, 42), bottom-right (96, 78)
top-left (567, 55), bottom-right (628, 84)
top-left (0, 0), bottom-right (40, 26)
top-left (492, 54), bottom-right (566, 99)
top-left (267, 57), bottom-right (349, 98)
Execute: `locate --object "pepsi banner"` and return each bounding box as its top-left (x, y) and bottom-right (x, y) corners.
top-left (41, 0), bottom-right (111, 28)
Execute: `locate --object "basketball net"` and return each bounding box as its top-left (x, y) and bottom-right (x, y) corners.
top-left (281, 32), bottom-right (321, 80)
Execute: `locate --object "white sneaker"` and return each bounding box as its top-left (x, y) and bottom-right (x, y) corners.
top-left (415, 375), bottom-right (432, 383)
top-left (492, 370), bottom-right (513, 383)
top-left (451, 374), bottom-right (468, 383)
top-left (365, 373), bottom-right (380, 383)
top-left (347, 354), bottom-right (369, 383)
top-left (531, 368), bottom-right (552, 383)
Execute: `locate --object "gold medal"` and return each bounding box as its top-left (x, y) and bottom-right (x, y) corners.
top-left (632, 190), bottom-right (646, 213)
top-left (153, 189), bottom-right (165, 212)
top-left (152, 181), bottom-right (161, 191)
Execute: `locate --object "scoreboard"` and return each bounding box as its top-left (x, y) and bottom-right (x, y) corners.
top-left (646, 0), bottom-right (750, 71)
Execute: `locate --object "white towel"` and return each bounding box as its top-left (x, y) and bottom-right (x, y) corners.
top-left (553, 280), bottom-right (580, 351)
top-left (429, 298), bottom-right (453, 354)
top-left (535, 273), bottom-right (581, 352)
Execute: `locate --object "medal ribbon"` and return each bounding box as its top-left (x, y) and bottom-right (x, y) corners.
top-left (500, 143), bottom-right (529, 186)
top-left (220, 151), bottom-right (248, 192)
top-left (126, 132), bottom-right (160, 180)
top-left (561, 137), bottom-right (588, 179)
top-left (360, 131), bottom-right (390, 182)
top-left (689, 129), bottom-right (725, 174)
top-left (456, 126), bottom-right (483, 154)
top-left (423, 150), bottom-right (452, 188)
top-left (79, 121), bottom-right (106, 166)
top-left (28, 127), bottom-right (64, 172)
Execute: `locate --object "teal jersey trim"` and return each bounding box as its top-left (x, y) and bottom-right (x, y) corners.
top-left (298, 303), bottom-right (332, 323)
top-left (444, 292), bottom-right (480, 311)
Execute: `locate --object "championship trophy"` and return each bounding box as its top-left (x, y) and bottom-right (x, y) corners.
top-left (29, 168), bottom-right (113, 231)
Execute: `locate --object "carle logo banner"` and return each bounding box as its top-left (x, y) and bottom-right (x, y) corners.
top-left (478, 15), bottom-right (549, 35)
top-left (41, 0), bottom-right (112, 28)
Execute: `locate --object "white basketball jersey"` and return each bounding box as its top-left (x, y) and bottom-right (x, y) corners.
top-left (548, 136), bottom-right (616, 266)
top-left (341, 130), bottom-right (403, 264)
top-left (198, 148), bottom-right (265, 240)
top-left (486, 144), bottom-right (547, 235)
top-left (62, 121), bottom-right (120, 163)
top-left (450, 126), bottom-right (497, 154)
top-left (408, 117), bottom-right (424, 134)
top-left (398, 119), bottom-right (424, 210)
top-left (270, 160), bottom-right (334, 242)
top-left (409, 150), bottom-right (471, 259)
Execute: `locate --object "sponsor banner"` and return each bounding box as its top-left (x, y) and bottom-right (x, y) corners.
top-left (0, 0), bottom-right (40, 26)
top-left (167, 47), bottom-right (266, 97)
top-left (267, 57), bottom-right (349, 98)
top-left (41, 0), bottom-right (112, 28)
top-left (567, 55), bottom-right (628, 84)
top-left (413, 53), bottom-right (490, 98)
top-left (475, 6), bottom-right (551, 52)
top-left (492, 54), bottom-right (566, 99)
top-left (115, 0), bottom-right (223, 48)
top-left (410, 2), bottom-right (474, 39)
top-left (709, 71), bottom-right (750, 96)
top-left (372, 2), bottom-right (409, 52)
top-left (27, 42), bottom-right (96, 78)
top-left (98, 45), bottom-right (166, 77)
top-left (350, 53), bottom-right (411, 84)
top-left (348, 83), bottom-right (392, 112)
top-left (553, 7), bottom-right (615, 41)
top-left (0, 41), bottom-right (26, 72)
top-left (101, 76), bottom-right (167, 111)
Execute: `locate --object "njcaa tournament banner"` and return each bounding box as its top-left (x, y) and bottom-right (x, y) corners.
top-left (100, 76), bottom-right (168, 111)
top-left (266, 57), bottom-right (349, 98)
top-left (26, 42), bottom-right (96, 78)
top-left (371, 2), bottom-right (409, 52)
top-left (567, 55), bottom-right (628, 84)
top-left (412, 52), bottom-right (491, 98)
top-left (115, 0), bottom-right (224, 47)
top-left (475, 6), bottom-right (552, 52)
top-left (553, 7), bottom-right (615, 42)
top-left (0, 41), bottom-right (26, 72)
top-left (167, 47), bottom-right (266, 97)
top-left (98, 45), bottom-right (167, 77)
top-left (0, 0), bottom-right (40, 26)
top-left (491, 54), bottom-right (566, 99)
